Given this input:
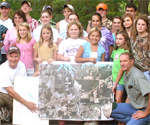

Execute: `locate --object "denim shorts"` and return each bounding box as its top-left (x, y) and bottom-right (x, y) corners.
top-left (113, 82), bottom-right (125, 91)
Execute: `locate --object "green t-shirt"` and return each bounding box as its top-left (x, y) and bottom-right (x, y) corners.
top-left (111, 48), bottom-right (129, 85)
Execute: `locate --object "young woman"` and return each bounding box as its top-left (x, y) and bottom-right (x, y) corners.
top-left (33, 9), bottom-right (58, 43)
top-left (57, 21), bottom-right (87, 62)
top-left (112, 16), bottom-right (122, 41)
top-left (4, 10), bottom-right (27, 53)
top-left (111, 31), bottom-right (130, 103)
top-left (75, 28), bottom-right (105, 63)
top-left (130, 14), bottom-right (150, 83)
top-left (121, 13), bottom-right (134, 38)
top-left (91, 13), bottom-right (114, 61)
top-left (13, 22), bottom-right (36, 76)
top-left (34, 24), bottom-right (58, 71)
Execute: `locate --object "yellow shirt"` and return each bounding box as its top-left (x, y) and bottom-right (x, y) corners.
top-left (34, 42), bottom-right (58, 61)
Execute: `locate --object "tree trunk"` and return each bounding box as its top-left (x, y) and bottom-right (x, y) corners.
top-left (129, 0), bottom-right (133, 3)
top-left (138, 0), bottom-right (149, 15)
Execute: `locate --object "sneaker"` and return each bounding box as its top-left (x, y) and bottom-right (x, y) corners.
top-left (103, 101), bottom-right (117, 119)
top-left (84, 121), bottom-right (99, 125)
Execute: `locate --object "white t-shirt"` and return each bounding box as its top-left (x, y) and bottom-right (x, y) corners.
top-left (57, 38), bottom-right (87, 62)
top-left (0, 61), bottom-right (27, 94)
top-left (0, 18), bottom-right (14, 54)
top-left (33, 25), bottom-right (58, 43)
top-left (59, 19), bottom-right (68, 33)
top-left (0, 18), bottom-right (14, 29)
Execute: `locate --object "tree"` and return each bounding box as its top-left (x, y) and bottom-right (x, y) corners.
top-left (138, 0), bottom-right (149, 15)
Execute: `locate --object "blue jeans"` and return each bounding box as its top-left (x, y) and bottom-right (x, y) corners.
top-left (111, 103), bottom-right (150, 125)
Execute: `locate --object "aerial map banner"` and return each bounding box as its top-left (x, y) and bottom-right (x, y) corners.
top-left (38, 61), bottom-right (114, 121)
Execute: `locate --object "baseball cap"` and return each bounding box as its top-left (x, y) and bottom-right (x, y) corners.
top-left (96, 3), bottom-right (108, 10)
top-left (42, 5), bottom-right (53, 12)
top-left (21, 0), bottom-right (31, 7)
top-left (0, 2), bottom-right (10, 8)
top-left (63, 4), bottom-right (74, 11)
top-left (7, 47), bottom-right (20, 55)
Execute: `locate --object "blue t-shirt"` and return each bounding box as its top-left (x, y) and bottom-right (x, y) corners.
top-left (81, 42), bottom-right (105, 61)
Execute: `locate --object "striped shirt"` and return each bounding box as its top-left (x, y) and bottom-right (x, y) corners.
top-left (0, 25), bottom-right (8, 41)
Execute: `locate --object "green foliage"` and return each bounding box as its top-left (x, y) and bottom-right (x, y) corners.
top-left (1, 0), bottom-right (149, 30)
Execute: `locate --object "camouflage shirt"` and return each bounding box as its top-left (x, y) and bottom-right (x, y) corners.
top-left (102, 18), bottom-right (112, 31)
top-left (89, 18), bottom-right (112, 31)
top-left (130, 34), bottom-right (150, 72)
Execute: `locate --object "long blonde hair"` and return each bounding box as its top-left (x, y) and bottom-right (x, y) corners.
top-left (16, 22), bottom-right (32, 43)
top-left (38, 23), bottom-right (53, 48)
top-left (66, 21), bottom-right (84, 39)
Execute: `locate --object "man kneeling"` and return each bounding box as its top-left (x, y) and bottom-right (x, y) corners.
top-left (0, 47), bottom-right (38, 121)
top-left (103, 52), bottom-right (150, 125)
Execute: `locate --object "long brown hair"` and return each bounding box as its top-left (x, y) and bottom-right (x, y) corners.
top-left (38, 23), bottom-right (53, 48)
top-left (114, 30), bottom-right (130, 51)
top-left (121, 13), bottom-right (134, 31)
top-left (16, 22), bottom-right (32, 43)
top-left (131, 14), bottom-right (150, 41)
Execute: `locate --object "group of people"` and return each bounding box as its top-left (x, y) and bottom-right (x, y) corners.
top-left (0, 1), bottom-right (150, 125)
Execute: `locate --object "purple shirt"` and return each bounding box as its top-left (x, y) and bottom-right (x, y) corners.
top-left (99, 27), bottom-right (114, 61)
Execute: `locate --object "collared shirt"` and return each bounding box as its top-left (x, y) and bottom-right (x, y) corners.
top-left (124, 66), bottom-right (150, 109)
top-left (27, 16), bottom-right (39, 32)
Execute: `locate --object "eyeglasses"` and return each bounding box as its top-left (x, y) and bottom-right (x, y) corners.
top-left (14, 16), bottom-right (22, 20)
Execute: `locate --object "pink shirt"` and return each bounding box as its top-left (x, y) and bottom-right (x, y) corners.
top-left (14, 38), bottom-right (36, 69)
top-left (4, 27), bottom-right (17, 53)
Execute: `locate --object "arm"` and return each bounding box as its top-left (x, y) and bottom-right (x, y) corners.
top-left (132, 93), bottom-right (150, 119)
top-left (34, 49), bottom-right (43, 63)
top-left (101, 53), bottom-right (105, 61)
top-left (34, 49), bottom-right (42, 72)
top-left (86, 22), bottom-right (91, 34)
top-left (57, 38), bottom-right (63, 46)
top-left (75, 46), bottom-right (96, 64)
top-left (84, 36), bottom-right (89, 42)
top-left (4, 30), bottom-right (10, 53)
top-left (2, 34), bottom-right (6, 40)
top-left (47, 50), bottom-right (57, 64)
top-left (56, 21), bottom-right (60, 33)
top-left (56, 53), bottom-right (70, 61)
top-left (5, 87), bottom-right (38, 113)
top-left (109, 45), bottom-right (113, 59)
top-left (112, 69), bottom-right (124, 94)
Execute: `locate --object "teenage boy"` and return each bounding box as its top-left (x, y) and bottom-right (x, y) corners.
top-left (0, 25), bottom-right (7, 64)
top-left (0, 1), bottom-right (13, 63)
top-left (21, 0), bottom-right (39, 32)
top-left (125, 3), bottom-right (137, 20)
top-left (56, 4), bottom-right (74, 33)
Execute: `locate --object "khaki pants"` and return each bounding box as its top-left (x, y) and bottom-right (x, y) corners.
top-left (0, 92), bottom-right (13, 109)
